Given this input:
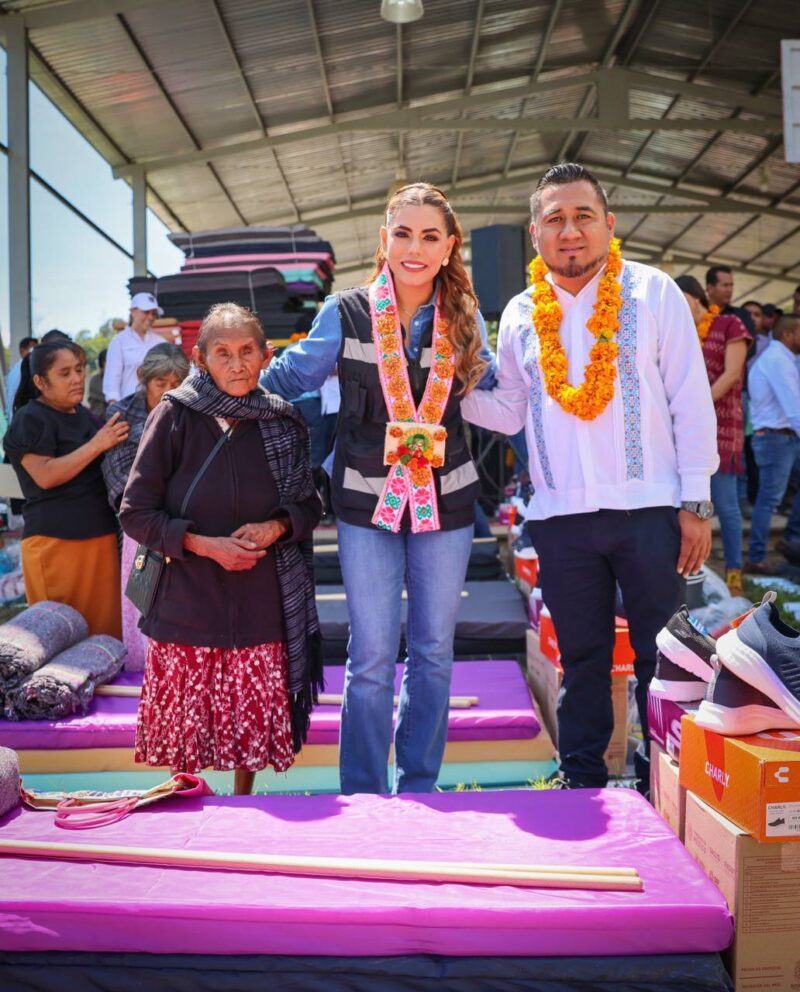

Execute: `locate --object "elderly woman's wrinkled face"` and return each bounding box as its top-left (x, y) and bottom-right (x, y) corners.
top-left (144, 373), bottom-right (183, 411)
top-left (195, 325), bottom-right (269, 397)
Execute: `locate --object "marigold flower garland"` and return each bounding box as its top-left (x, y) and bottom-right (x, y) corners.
top-left (528, 237), bottom-right (623, 421)
top-left (696, 304), bottom-right (720, 344)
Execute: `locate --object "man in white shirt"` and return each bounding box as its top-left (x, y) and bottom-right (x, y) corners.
top-left (462, 163), bottom-right (718, 790)
top-left (102, 292), bottom-right (164, 404)
top-left (746, 314), bottom-right (800, 572)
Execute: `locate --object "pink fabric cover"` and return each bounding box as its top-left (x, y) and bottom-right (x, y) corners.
top-left (182, 252), bottom-right (333, 267)
top-left (0, 661), bottom-right (538, 751)
top-left (0, 789), bottom-right (733, 957)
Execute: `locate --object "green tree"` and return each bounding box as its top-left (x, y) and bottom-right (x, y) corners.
top-left (75, 323), bottom-right (116, 370)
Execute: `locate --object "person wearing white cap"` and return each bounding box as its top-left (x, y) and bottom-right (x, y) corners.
top-left (102, 292), bottom-right (165, 404)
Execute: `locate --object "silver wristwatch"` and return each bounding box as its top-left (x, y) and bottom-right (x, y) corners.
top-left (680, 500), bottom-right (714, 520)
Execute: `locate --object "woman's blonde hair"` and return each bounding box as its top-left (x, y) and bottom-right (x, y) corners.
top-left (368, 183), bottom-right (487, 395)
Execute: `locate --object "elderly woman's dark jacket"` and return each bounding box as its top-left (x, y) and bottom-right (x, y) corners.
top-left (119, 400), bottom-right (320, 649)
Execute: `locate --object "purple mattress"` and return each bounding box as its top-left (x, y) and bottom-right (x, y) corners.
top-left (0, 661), bottom-right (539, 751)
top-left (0, 789), bottom-right (732, 958)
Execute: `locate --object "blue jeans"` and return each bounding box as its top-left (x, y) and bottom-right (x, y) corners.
top-left (749, 432), bottom-right (800, 562)
top-left (710, 469), bottom-right (743, 570)
top-left (337, 518), bottom-right (474, 794)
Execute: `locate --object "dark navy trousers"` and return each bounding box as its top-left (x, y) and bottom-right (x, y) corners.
top-left (527, 507), bottom-right (683, 787)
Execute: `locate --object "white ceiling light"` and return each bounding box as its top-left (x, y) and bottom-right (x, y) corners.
top-left (380, 0), bottom-right (424, 24)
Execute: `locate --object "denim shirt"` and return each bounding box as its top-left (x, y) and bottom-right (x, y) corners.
top-left (262, 290), bottom-right (496, 399)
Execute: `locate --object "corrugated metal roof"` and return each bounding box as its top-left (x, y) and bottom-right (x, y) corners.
top-left (2, 0), bottom-right (799, 304)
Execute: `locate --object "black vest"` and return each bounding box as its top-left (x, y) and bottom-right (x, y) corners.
top-left (331, 288), bottom-right (479, 531)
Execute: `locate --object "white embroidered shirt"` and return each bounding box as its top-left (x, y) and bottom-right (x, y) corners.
top-left (461, 260), bottom-right (718, 521)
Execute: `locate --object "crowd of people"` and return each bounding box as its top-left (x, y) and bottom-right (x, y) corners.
top-left (2, 163), bottom-right (799, 799)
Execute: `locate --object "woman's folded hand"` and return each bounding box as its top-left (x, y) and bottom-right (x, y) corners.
top-left (189, 534), bottom-right (266, 571)
top-left (231, 518), bottom-right (289, 550)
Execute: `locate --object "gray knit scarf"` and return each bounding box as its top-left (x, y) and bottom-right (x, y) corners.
top-left (167, 371), bottom-right (323, 751)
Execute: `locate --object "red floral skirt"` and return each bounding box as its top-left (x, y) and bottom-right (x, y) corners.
top-left (135, 639), bottom-right (294, 774)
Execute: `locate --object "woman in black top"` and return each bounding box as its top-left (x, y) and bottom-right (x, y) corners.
top-left (4, 340), bottom-right (129, 636)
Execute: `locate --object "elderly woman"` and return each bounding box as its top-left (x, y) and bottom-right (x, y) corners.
top-left (4, 339), bottom-right (128, 636)
top-left (102, 343), bottom-right (190, 670)
top-left (120, 303), bottom-right (322, 795)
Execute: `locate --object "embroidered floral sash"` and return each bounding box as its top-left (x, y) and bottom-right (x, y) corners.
top-left (369, 265), bottom-right (455, 533)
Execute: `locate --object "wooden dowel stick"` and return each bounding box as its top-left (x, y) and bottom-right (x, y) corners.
top-left (316, 590), bottom-right (469, 602)
top-left (0, 839), bottom-right (642, 891)
top-left (94, 686), bottom-right (480, 708)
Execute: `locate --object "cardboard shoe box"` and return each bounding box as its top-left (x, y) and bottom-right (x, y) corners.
top-left (526, 630), bottom-right (630, 777)
top-left (684, 791), bottom-right (800, 991)
top-left (539, 607), bottom-right (635, 677)
top-left (646, 691), bottom-right (699, 761)
top-left (680, 715), bottom-right (800, 843)
top-left (649, 743), bottom-right (686, 840)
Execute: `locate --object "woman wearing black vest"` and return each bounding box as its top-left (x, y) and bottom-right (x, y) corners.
top-left (263, 183), bottom-right (495, 794)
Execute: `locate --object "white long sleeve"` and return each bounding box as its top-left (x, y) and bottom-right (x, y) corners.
top-left (102, 333), bottom-right (125, 403)
top-left (461, 299), bottom-right (528, 434)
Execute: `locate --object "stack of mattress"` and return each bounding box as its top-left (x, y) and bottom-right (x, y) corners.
top-left (128, 225), bottom-right (334, 344)
top-left (315, 537), bottom-right (504, 585)
top-left (0, 789), bottom-right (734, 992)
top-left (1, 660), bottom-right (556, 793)
top-left (318, 580), bottom-right (529, 660)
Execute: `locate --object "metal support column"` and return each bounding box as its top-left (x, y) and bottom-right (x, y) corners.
top-left (131, 166), bottom-right (148, 277)
top-left (7, 14), bottom-right (31, 350)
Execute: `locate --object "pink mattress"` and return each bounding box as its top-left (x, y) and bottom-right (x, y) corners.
top-left (182, 252), bottom-right (333, 267)
top-left (0, 789), bottom-right (732, 958)
top-left (0, 661), bottom-right (539, 750)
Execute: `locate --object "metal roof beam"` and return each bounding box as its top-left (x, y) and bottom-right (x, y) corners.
top-left (245, 162), bottom-right (800, 229)
top-left (209, 0), bottom-right (301, 222)
top-left (115, 11), bottom-right (247, 224)
top-left (451, 0), bottom-right (485, 186)
top-left (556, 0), bottom-right (642, 161)
top-left (491, 0), bottom-right (563, 218)
top-left (113, 113), bottom-right (780, 178)
top-left (0, 0), bottom-right (161, 32)
top-left (622, 0), bottom-right (756, 178)
top-left (113, 67), bottom-right (780, 178)
top-left (570, 0), bottom-right (664, 162)
top-left (305, 0), bottom-right (362, 254)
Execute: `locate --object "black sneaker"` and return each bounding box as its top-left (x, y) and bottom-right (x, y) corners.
top-left (715, 592), bottom-right (800, 726)
top-left (768, 816), bottom-right (786, 827)
top-left (655, 607), bottom-right (716, 682)
top-left (696, 656), bottom-right (800, 736)
top-left (650, 649), bottom-right (709, 702)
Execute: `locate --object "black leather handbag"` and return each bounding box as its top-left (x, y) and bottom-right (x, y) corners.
top-left (124, 426), bottom-right (233, 618)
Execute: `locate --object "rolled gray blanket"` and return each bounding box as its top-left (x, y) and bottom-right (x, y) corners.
top-left (0, 601), bottom-right (89, 689)
top-left (4, 636), bottom-right (127, 721)
top-left (0, 746), bottom-right (20, 819)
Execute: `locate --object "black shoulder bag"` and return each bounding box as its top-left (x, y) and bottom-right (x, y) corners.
top-left (124, 426), bottom-right (233, 618)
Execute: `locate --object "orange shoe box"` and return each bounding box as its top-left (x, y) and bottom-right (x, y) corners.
top-left (679, 715), bottom-right (800, 843)
top-left (526, 630), bottom-right (630, 777)
top-left (513, 550), bottom-right (539, 589)
top-left (684, 792), bottom-right (800, 990)
top-left (539, 608), bottom-right (634, 677)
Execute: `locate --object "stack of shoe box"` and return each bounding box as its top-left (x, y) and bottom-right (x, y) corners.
top-left (648, 596), bottom-right (800, 990)
top-left (526, 617), bottom-right (634, 778)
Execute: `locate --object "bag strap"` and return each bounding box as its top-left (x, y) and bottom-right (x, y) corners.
top-left (180, 426), bottom-right (233, 517)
